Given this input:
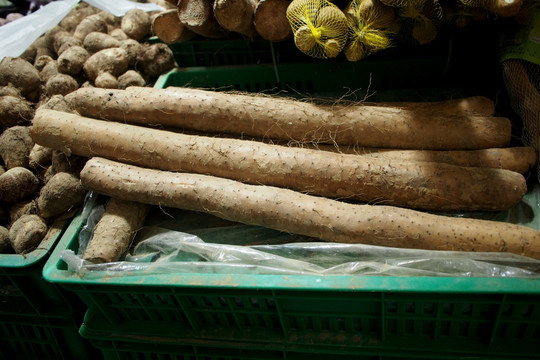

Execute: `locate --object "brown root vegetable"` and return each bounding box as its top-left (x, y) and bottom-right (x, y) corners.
top-left (121, 9), bottom-right (152, 41)
top-left (38, 94), bottom-right (74, 113)
top-left (254, 0), bottom-right (293, 41)
top-left (36, 171), bottom-right (86, 219)
top-left (34, 55), bottom-right (55, 72)
top-left (94, 72), bottom-right (119, 89)
top-left (9, 199), bottom-right (38, 225)
top-left (39, 60), bottom-right (59, 84)
top-left (43, 25), bottom-right (65, 51)
top-left (0, 57), bottom-right (41, 101)
top-left (9, 214), bottom-right (48, 254)
top-left (53, 31), bottom-right (83, 56)
top-left (59, 3), bottom-right (99, 31)
top-left (74, 14), bottom-right (108, 41)
top-left (29, 144), bottom-right (53, 170)
top-left (0, 226), bottom-right (10, 253)
top-left (6, 13), bottom-right (23, 23)
top-left (118, 70), bottom-right (146, 88)
top-left (0, 95), bottom-right (35, 128)
top-left (50, 150), bottom-right (87, 175)
top-left (152, 9), bottom-right (196, 43)
top-left (213, 0), bottom-right (259, 37)
top-left (0, 126), bottom-right (33, 169)
top-left (32, 109), bottom-right (527, 212)
top-left (57, 46), bottom-right (90, 75)
top-left (136, 43), bottom-right (175, 80)
top-left (82, 197), bottom-right (150, 263)
top-left (177, 0), bottom-right (227, 38)
top-left (109, 28), bottom-right (129, 41)
top-left (0, 85), bottom-right (22, 97)
top-left (120, 39), bottom-right (144, 67)
top-left (0, 167), bottom-right (39, 203)
top-left (81, 157), bottom-right (540, 259)
top-left (66, 87), bottom-right (511, 150)
top-left (310, 145), bottom-right (537, 174)
top-left (83, 32), bottom-right (122, 53)
top-left (83, 47), bottom-right (130, 82)
top-left (45, 73), bottom-right (79, 96)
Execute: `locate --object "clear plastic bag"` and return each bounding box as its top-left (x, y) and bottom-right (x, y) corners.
top-left (0, 0), bottom-right (164, 60)
top-left (60, 192), bottom-right (540, 278)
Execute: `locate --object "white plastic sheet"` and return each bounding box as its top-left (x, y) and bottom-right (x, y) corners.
top-left (60, 192), bottom-right (540, 278)
top-left (0, 0), bottom-right (164, 60)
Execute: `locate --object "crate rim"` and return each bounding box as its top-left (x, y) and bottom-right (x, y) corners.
top-left (43, 207), bottom-right (540, 294)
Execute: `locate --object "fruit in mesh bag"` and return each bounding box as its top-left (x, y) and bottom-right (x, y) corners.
top-left (380, 0), bottom-right (427, 6)
top-left (344, 0), bottom-right (397, 61)
top-left (397, 0), bottom-right (442, 45)
top-left (286, 0), bottom-right (349, 58)
top-left (458, 0), bottom-right (522, 18)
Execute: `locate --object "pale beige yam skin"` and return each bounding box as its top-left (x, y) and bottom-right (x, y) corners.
top-left (213, 0), bottom-right (259, 38)
top-left (65, 87), bottom-right (510, 150)
top-left (177, 0), bottom-right (227, 38)
top-left (80, 157), bottom-right (540, 259)
top-left (308, 146), bottom-right (537, 174)
top-left (82, 197), bottom-right (150, 263)
top-left (31, 109), bottom-right (526, 212)
top-left (152, 9), bottom-right (196, 44)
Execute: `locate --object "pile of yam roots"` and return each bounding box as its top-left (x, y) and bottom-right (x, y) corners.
top-left (25, 86), bottom-right (540, 263)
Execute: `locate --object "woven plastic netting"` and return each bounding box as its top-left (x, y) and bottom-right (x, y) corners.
top-left (286, 0), bottom-right (349, 59)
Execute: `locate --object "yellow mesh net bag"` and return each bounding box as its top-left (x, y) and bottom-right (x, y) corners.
top-left (379, 0), bottom-right (427, 8)
top-left (286, 0), bottom-right (349, 59)
top-left (344, 0), bottom-right (397, 61)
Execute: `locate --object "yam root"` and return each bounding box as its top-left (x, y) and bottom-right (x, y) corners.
top-left (45, 73), bottom-right (79, 96)
top-left (94, 72), bottom-right (119, 89)
top-left (121, 9), bottom-right (152, 41)
top-left (0, 57), bottom-right (42, 102)
top-left (83, 32), bottom-right (122, 53)
top-left (57, 46), bottom-right (90, 75)
top-left (0, 126), bottom-right (34, 169)
top-left (29, 144), bottom-right (53, 169)
top-left (65, 87), bottom-right (510, 150)
top-left (36, 172), bottom-right (86, 219)
top-left (0, 167), bottom-right (39, 203)
top-left (9, 200), bottom-right (38, 225)
top-left (82, 197), bottom-right (150, 263)
top-left (152, 9), bottom-right (196, 43)
top-left (0, 95), bottom-right (35, 128)
top-left (254, 0), bottom-right (293, 41)
top-left (74, 14), bottom-right (108, 41)
top-left (177, 0), bottom-right (227, 38)
top-left (9, 214), bottom-right (48, 254)
top-left (0, 226), bottom-right (10, 253)
top-left (80, 157), bottom-right (540, 259)
top-left (31, 109), bottom-right (527, 212)
top-left (118, 70), bottom-right (146, 88)
top-left (83, 47), bottom-right (130, 82)
top-left (135, 43), bottom-right (175, 81)
top-left (305, 146), bottom-right (537, 174)
top-left (213, 0), bottom-right (259, 37)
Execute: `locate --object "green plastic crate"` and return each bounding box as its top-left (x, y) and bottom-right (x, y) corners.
top-left (0, 310), bottom-right (99, 360)
top-left (0, 219), bottom-right (79, 316)
top-left (77, 306), bottom-right (539, 360)
top-left (43, 208), bottom-right (540, 359)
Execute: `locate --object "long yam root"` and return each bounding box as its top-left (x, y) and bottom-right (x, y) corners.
top-left (65, 87), bottom-right (508, 150)
top-left (80, 158), bottom-right (540, 260)
top-left (31, 109), bottom-right (526, 212)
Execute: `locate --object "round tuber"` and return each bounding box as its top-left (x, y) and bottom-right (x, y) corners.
top-left (0, 167), bottom-right (39, 203)
top-left (121, 9), bottom-right (152, 41)
top-left (9, 214), bottom-right (48, 254)
top-left (0, 126), bottom-right (34, 169)
top-left (36, 171), bottom-right (86, 219)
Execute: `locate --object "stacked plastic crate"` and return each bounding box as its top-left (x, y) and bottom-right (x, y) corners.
top-left (0, 220), bottom-right (100, 360)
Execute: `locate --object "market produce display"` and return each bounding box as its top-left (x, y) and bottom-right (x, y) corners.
top-left (0, 0), bottom-right (539, 263)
